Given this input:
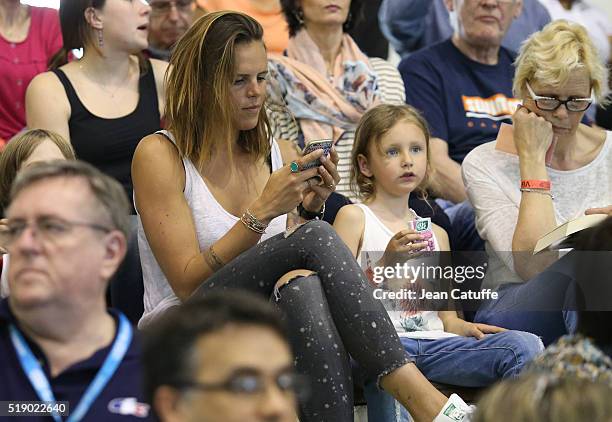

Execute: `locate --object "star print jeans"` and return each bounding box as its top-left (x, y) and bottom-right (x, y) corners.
top-left (191, 220), bottom-right (413, 422)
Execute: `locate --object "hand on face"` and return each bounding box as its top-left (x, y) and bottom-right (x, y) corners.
top-left (512, 104), bottom-right (556, 164)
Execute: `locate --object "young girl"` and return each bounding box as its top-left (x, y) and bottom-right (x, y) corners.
top-left (334, 104), bottom-right (544, 422)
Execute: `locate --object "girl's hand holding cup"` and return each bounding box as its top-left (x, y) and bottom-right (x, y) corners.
top-left (381, 228), bottom-right (430, 267)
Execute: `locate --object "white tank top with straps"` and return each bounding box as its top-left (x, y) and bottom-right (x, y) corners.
top-left (137, 130), bottom-right (287, 327)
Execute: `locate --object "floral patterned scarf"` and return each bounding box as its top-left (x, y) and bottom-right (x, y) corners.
top-left (267, 29), bottom-right (380, 146)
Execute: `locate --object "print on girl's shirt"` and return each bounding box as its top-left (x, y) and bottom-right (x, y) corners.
top-left (363, 251), bottom-right (439, 333)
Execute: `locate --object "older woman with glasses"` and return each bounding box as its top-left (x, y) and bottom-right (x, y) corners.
top-left (462, 20), bottom-right (612, 345)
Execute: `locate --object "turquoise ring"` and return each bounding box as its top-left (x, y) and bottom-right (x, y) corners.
top-left (290, 161), bottom-right (300, 173)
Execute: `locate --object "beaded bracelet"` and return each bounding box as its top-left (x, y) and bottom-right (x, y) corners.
top-left (520, 188), bottom-right (554, 200)
top-left (205, 245), bottom-right (225, 272)
top-left (241, 208), bottom-right (268, 234)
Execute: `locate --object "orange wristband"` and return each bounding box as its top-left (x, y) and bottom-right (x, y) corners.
top-left (521, 180), bottom-right (551, 190)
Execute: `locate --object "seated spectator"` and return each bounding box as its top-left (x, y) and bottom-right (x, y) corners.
top-left (143, 290), bottom-right (300, 422)
top-left (0, 129), bottom-right (75, 215)
top-left (0, 160), bottom-right (153, 420)
top-left (197, 0), bottom-right (289, 54)
top-left (25, 0), bottom-right (168, 211)
top-left (462, 20), bottom-right (611, 344)
top-left (147, 0), bottom-right (196, 61)
top-left (399, 0), bottom-right (525, 253)
top-left (133, 11), bottom-right (471, 422)
top-left (539, 0), bottom-right (611, 123)
top-left (334, 104), bottom-right (542, 422)
top-left (473, 374), bottom-right (612, 421)
top-left (538, 0), bottom-right (611, 64)
top-left (379, 0), bottom-right (550, 58)
top-left (0, 129), bottom-right (75, 297)
top-left (0, 1), bottom-right (62, 146)
top-left (267, 0), bottom-right (405, 200)
top-left (399, 0), bottom-right (522, 205)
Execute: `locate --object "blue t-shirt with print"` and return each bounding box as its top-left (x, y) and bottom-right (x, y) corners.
top-left (399, 39), bottom-right (519, 163)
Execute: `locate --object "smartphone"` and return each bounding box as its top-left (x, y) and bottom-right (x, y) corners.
top-left (302, 139), bottom-right (333, 170)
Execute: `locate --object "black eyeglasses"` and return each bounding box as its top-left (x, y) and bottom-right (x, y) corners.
top-left (526, 82), bottom-right (593, 112)
top-left (147, 0), bottom-right (193, 15)
top-left (1, 216), bottom-right (111, 247)
top-left (175, 372), bottom-right (310, 400)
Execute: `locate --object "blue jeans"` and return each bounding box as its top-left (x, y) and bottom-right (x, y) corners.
top-left (363, 331), bottom-right (543, 422)
top-left (474, 251), bottom-right (579, 346)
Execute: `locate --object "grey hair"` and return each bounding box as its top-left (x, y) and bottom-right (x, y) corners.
top-left (9, 160), bottom-right (131, 239)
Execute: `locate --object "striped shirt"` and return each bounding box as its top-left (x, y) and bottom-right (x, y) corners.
top-left (267, 57), bottom-right (405, 200)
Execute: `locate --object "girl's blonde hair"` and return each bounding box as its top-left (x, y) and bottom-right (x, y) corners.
top-left (0, 129), bottom-right (75, 213)
top-left (350, 104), bottom-right (431, 201)
top-left (165, 11), bottom-right (271, 171)
top-left (514, 20), bottom-right (609, 104)
top-left (473, 374), bottom-right (612, 422)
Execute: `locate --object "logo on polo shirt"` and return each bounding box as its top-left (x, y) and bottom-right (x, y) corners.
top-left (462, 94), bottom-right (521, 121)
top-left (108, 398), bottom-right (150, 418)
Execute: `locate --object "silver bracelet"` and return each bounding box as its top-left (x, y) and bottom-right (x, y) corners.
top-left (520, 188), bottom-right (554, 200)
top-left (240, 208), bottom-right (268, 234)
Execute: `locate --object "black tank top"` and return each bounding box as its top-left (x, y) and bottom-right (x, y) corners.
top-left (52, 62), bottom-right (161, 212)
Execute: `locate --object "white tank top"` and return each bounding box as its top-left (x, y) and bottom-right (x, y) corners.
top-left (137, 131), bottom-right (287, 327)
top-left (355, 203), bottom-right (448, 338)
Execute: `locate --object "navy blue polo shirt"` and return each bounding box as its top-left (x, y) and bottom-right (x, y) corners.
top-left (0, 299), bottom-right (153, 421)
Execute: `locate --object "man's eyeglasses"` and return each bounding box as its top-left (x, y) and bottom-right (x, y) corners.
top-left (526, 82), bottom-right (593, 112)
top-left (468, 0), bottom-right (516, 4)
top-left (175, 372), bottom-right (310, 400)
top-left (0, 216), bottom-right (111, 247)
top-left (147, 0), bottom-right (193, 16)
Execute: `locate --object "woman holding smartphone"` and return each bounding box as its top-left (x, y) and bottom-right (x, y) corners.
top-left (132, 11), bottom-right (468, 422)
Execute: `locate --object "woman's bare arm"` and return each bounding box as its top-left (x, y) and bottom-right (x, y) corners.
top-left (25, 72), bottom-right (71, 141)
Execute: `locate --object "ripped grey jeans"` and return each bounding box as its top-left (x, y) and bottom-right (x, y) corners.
top-left (191, 220), bottom-right (412, 422)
